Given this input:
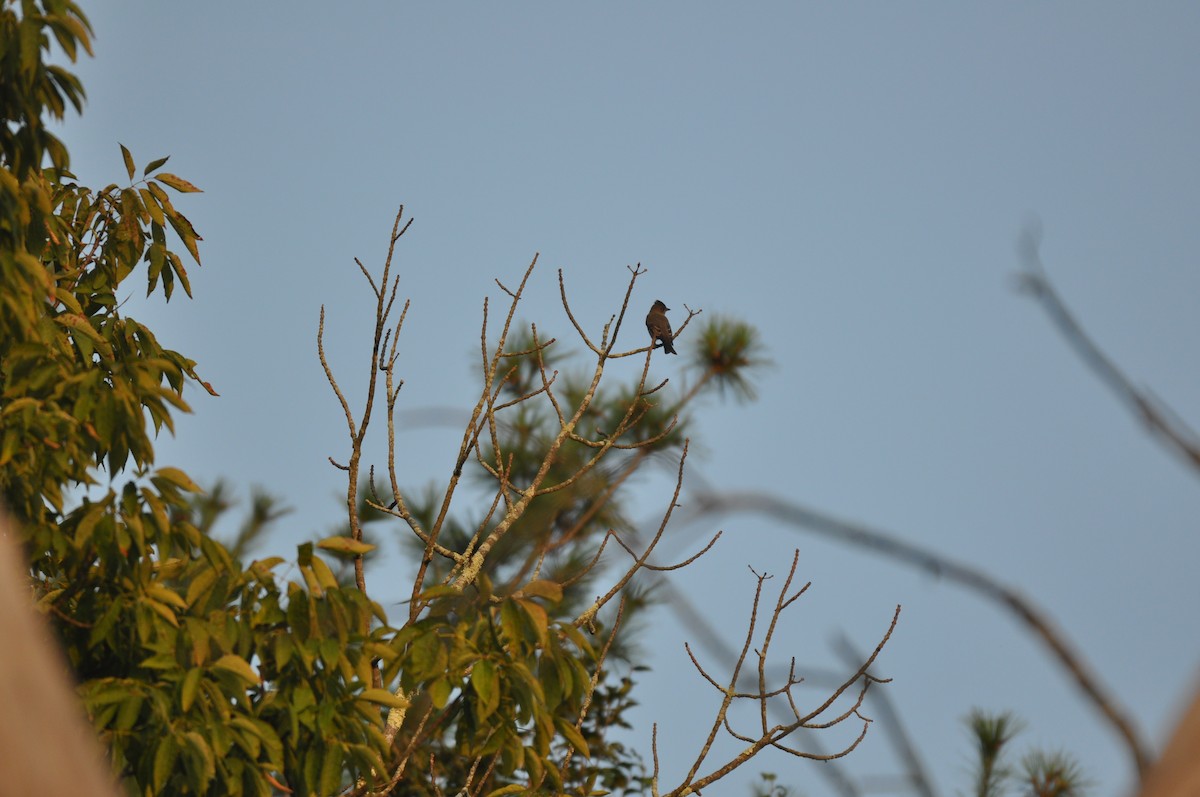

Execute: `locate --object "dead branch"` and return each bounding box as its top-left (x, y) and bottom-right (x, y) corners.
top-left (319, 205), bottom-right (414, 687)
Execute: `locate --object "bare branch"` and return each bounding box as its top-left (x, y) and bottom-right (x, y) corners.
top-left (318, 304), bottom-right (356, 438)
top-left (1018, 227), bottom-right (1200, 475)
top-left (661, 560), bottom-right (899, 797)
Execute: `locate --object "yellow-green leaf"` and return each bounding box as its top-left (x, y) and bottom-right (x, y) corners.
top-left (214, 654), bottom-right (261, 685)
top-left (358, 688), bottom-right (410, 709)
top-left (471, 659), bottom-right (500, 720)
top-left (308, 554), bottom-right (339, 591)
top-left (183, 731), bottom-right (215, 787)
top-left (156, 172), bottom-right (202, 193)
top-left (120, 143), bottom-right (135, 180)
top-left (147, 583), bottom-right (187, 610)
top-left (521, 579), bottom-right (563, 602)
top-left (429, 677), bottom-right (452, 709)
top-left (139, 187), bottom-right (165, 225)
top-left (142, 597), bottom-right (179, 628)
top-left (250, 557), bottom-right (285, 577)
top-left (181, 667), bottom-right (201, 711)
top-left (556, 718), bottom-right (590, 758)
top-left (418, 584), bottom-right (459, 601)
top-left (316, 535), bottom-right (376, 555)
top-left (318, 745), bottom-right (342, 797)
top-left (155, 466), bottom-right (201, 492)
top-left (518, 598), bottom-right (550, 646)
top-left (73, 502), bottom-right (108, 547)
top-left (144, 155), bottom-right (170, 175)
top-left (184, 567), bottom-right (218, 608)
top-left (54, 313), bottom-right (113, 357)
top-left (152, 734), bottom-right (177, 792)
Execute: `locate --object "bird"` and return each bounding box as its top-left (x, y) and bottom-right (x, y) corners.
top-left (646, 299), bottom-right (677, 355)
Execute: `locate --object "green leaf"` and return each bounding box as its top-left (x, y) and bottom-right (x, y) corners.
top-left (316, 535), bottom-right (376, 555)
top-left (214, 654), bottom-right (261, 685)
top-left (156, 172), bottom-right (202, 193)
top-left (120, 143), bottom-right (135, 180)
top-left (144, 155), bottom-right (170, 175)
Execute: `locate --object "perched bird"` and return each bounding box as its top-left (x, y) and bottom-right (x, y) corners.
top-left (646, 299), bottom-right (677, 355)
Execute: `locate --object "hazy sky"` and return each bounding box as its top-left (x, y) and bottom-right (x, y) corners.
top-left (58, 4), bottom-right (1200, 795)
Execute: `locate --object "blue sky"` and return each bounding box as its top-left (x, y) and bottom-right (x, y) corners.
top-left (58, 4), bottom-right (1200, 795)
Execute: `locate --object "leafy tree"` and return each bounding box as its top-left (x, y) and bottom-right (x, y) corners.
top-left (2, 4), bottom-right (899, 795)
top-left (3, 4), bottom-right (399, 794)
